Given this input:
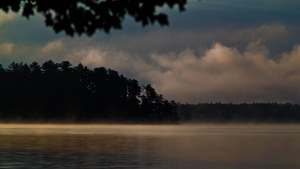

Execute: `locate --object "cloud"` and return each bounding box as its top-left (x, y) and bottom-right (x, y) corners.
top-left (2, 22), bottom-right (299, 104)
top-left (148, 42), bottom-right (300, 103)
top-left (49, 38), bottom-right (300, 104)
top-left (41, 39), bottom-right (64, 54)
top-left (0, 11), bottom-right (17, 25)
top-left (68, 44), bottom-right (155, 79)
top-left (0, 42), bottom-right (14, 55)
top-left (7, 23), bottom-right (288, 66)
top-left (108, 23), bottom-right (290, 57)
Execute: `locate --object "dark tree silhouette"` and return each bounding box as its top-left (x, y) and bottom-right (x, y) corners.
top-left (0, 61), bottom-right (179, 124)
top-left (42, 60), bottom-right (59, 73)
top-left (29, 62), bottom-right (42, 74)
top-left (59, 61), bottom-right (72, 72)
top-left (0, 0), bottom-right (187, 36)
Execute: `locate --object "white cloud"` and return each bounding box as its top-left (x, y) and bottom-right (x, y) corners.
top-left (0, 11), bottom-right (17, 25)
top-left (0, 42), bottom-right (14, 55)
top-left (67, 44), bottom-right (155, 79)
top-left (41, 39), bottom-right (64, 54)
top-left (280, 45), bottom-right (300, 74)
top-left (147, 42), bottom-right (300, 103)
top-left (52, 39), bottom-right (300, 104)
top-left (0, 11), bottom-right (19, 26)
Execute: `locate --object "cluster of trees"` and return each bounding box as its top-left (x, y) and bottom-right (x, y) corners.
top-left (178, 103), bottom-right (300, 123)
top-left (0, 61), bottom-right (179, 124)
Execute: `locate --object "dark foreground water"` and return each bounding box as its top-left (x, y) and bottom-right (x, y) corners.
top-left (0, 124), bottom-right (299, 169)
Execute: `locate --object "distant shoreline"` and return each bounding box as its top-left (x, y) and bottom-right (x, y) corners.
top-left (178, 103), bottom-right (300, 123)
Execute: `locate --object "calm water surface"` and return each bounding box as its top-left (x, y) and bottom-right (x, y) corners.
top-left (0, 124), bottom-right (299, 169)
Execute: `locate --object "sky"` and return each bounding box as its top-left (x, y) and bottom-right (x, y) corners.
top-left (1, 0), bottom-right (300, 104)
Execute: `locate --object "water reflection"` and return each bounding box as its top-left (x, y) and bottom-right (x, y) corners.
top-left (0, 125), bottom-right (300, 169)
top-left (0, 133), bottom-right (163, 169)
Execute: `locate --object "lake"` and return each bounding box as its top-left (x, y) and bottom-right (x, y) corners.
top-left (0, 124), bottom-right (299, 169)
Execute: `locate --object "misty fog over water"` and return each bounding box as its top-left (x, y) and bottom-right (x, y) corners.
top-left (0, 124), bottom-right (300, 169)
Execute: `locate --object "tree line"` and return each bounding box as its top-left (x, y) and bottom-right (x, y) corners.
top-left (178, 103), bottom-right (300, 123)
top-left (0, 61), bottom-right (179, 124)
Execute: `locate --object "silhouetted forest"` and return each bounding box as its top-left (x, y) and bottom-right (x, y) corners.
top-left (0, 61), bottom-right (179, 124)
top-left (178, 103), bottom-right (300, 123)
